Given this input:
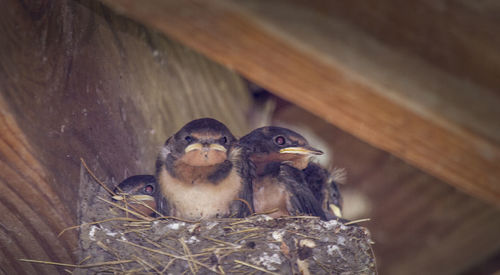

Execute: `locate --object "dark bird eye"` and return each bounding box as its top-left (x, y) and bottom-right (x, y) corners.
top-left (185, 135), bottom-right (193, 143)
top-left (221, 136), bottom-right (228, 144)
top-left (144, 185), bottom-right (154, 194)
top-left (274, 136), bottom-right (286, 145)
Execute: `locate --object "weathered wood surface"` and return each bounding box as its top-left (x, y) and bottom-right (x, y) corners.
top-left (100, 0), bottom-right (500, 207)
top-left (290, 0), bottom-right (500, 95)
top-left (274, 105), bottom-right (500, 275)
top-left (0, 0), bottom-right (252, 273)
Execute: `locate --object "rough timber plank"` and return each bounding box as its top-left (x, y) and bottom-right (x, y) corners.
top-left (0, 0), bottom-right (251, 273)
top-left (290, 0), bottom-right (500, 95)
top-left (237, 0), bottom-right (500, 145)
top-left (100, 0), bottom-right (500, 206)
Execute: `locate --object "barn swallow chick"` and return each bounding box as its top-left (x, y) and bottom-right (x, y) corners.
top-left (303, 163), bottom-right (343, 219)
top-left (156, 118), bottom-right (253, 220)
top-left (112, 175), bottom-right (159, 217)
top-left (239, 126), bottom-right (327, 220)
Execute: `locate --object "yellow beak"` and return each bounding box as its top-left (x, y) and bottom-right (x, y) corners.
top-left (329, 204), bottom-right (343, 218)
top-left (112, 194), bottom-right (155, 201)
top-left (185, 143), bottom-right (227, 153)
top-left (279, 146), bottom-right (323, 155)
top-left (185, 143), bottom-right (203, 153)
top-left (209, 143), bottom-right (227, 152)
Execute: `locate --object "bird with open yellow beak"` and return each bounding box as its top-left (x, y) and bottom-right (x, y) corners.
top-left (155, 118), bottom-right (253, 220)
top-left (239, 126), bottom-right (328, 220)
top-left (112, 175), bottom-right (159, 217)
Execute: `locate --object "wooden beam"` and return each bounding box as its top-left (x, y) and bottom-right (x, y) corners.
top-left (237, 0), bottom-right (500, 145)
top-left (100, 0), bottom-right (500, 206)
top-left (0, 0), bottom-right (252, 273)
top-left (290, 0), bottom-right (500, 95)
top-left (0, 99), bottom-right (76, 274)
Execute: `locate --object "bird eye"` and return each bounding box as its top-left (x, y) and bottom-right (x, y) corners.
top-left (184, 135), bottom-right (193, 143)
top-left (144, 185), bottom-right (154, 194)
top-left (220, 136), bottom-right (228, 144)
top-left (274, 136), bottom-right (286, 145)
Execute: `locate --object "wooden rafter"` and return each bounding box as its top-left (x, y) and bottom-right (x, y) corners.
top-left (101, 0), bottom-right (500, 206)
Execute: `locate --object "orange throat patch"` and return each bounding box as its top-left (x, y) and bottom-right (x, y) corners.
top-left (172, 160), bottom-right (222, 184)
top-left (180, 149), bottom-right (227, 167)
top-left (250, 152), bottom-right (310, 174)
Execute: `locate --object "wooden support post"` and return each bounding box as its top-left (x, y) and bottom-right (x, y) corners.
top-left (0, 0), bottom-right (252, 273)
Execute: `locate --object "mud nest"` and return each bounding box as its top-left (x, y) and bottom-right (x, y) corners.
top-left (72, 164), bottom-right (376, 274)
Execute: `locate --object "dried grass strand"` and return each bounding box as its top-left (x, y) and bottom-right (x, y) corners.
top-left (121, 195), bottom-right (164, 217)
top-left (80, 158), bottom-right (115, 195)
top-left (253, 208), bottom-right (279, 216)
top-left (226, 227), bottom-right (262, 236)
top-left (234, 198), bottom-right (254, 214)
top-left (58, 217), bottom-right (142, 237)
top-left (162, 258), bottom-right (177, 273)
top-left (98, 196), bottom-right (152, 221)
top-left (132, 255), bottom-right (161, 274)
top-left (233, 260), bottom-right (279, 275)
top-left (218, 265), bottom-right (226, 274)
top-left (179, 237), bottom-right (198, 274)
top-left (78, 255), bottom-right (91, 265)
top-left (118, 240), bottom-right (221, 274)
top-left (345, 218), bottom-right (371, 225)
top-left (155, 215), bottom-right (200, 223)
top-left (19, 258), bottom-right (134, 268)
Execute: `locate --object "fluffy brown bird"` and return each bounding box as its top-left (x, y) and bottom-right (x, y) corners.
top-left (239, 126), bottom-right (327, 220)
top-left (113, 175), bottom-right (159, 217)
top-left (155, 118), bottom-right (253, 220)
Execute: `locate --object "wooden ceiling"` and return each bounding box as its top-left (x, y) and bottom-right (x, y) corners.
top-left (101, 0), bottom-right (500, 207)
top-left (99, 0), bottom-right (500, 273)
top-left (0, 1), bottom-right (252, 273)
top-left (1, 0), bottom-right (499, 274)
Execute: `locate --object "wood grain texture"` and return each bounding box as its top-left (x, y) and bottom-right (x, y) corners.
top-left (99, 0), bottom-right (500, 207)
top-left (0, 97), bottom-right (74, 274)
top-left (291, 0), bottom-right (500, 95)
top-left (0, 0), bottom-right (252, 273)
top-left (274, 105), bottom-right (500, 275)
top-left (238, 0), bottom-right (500, 145)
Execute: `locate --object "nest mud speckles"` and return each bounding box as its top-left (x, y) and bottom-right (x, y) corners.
top-left (70, 165), bottom-right (376, 274)
top-left (76, 216), bottom-right (375, 274)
